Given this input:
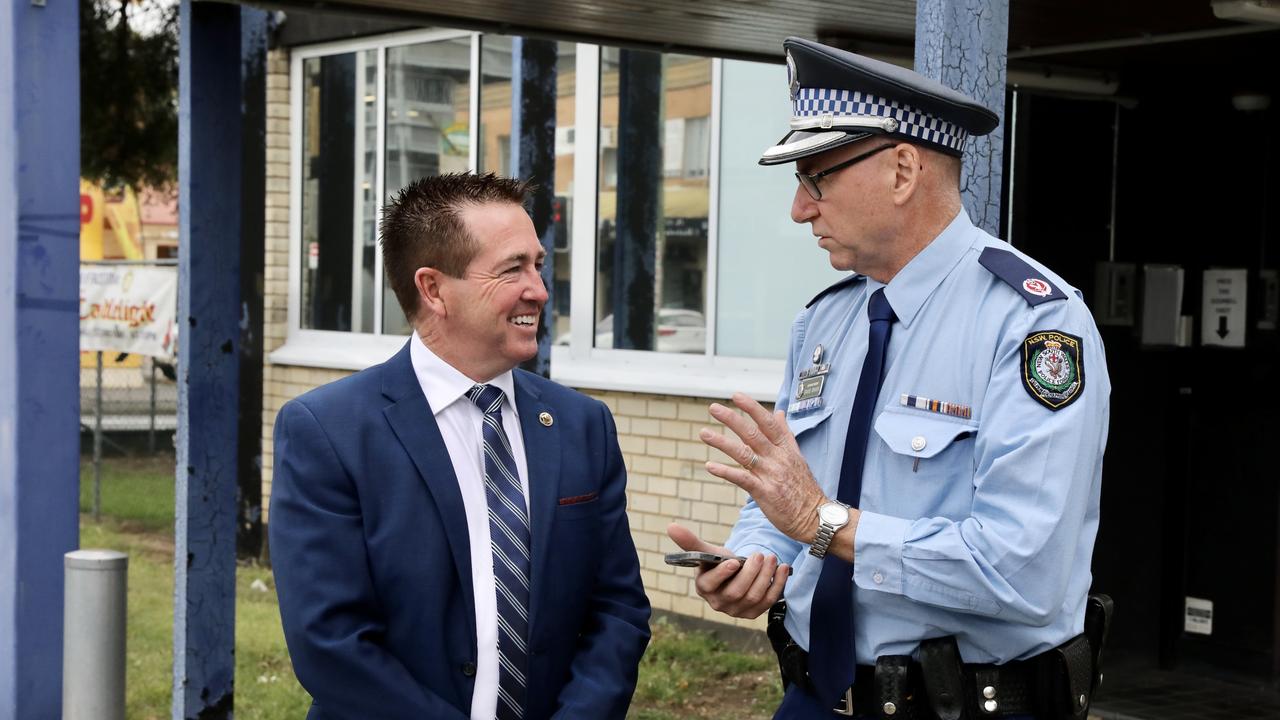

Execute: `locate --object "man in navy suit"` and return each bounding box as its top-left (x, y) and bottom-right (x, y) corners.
top-left (270, 172), bottom-right (651, 720)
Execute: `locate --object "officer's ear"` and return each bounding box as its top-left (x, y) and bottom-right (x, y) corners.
top-left (891, 143), bottom-right (923, 206)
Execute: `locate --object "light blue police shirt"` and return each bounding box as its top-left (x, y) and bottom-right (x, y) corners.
top-left (726, 208), bottom-right (1110, 665)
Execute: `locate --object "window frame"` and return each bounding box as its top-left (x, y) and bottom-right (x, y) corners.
top-left (275, 35), bottom-right (789, 401)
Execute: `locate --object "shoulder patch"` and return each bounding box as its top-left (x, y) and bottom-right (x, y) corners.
top-left (978, 247), bottom-right (1068, 306)
top-left (1021, 330), bottom-right (1084, 411)
top-left (806, 274), bottom-right (864, 308)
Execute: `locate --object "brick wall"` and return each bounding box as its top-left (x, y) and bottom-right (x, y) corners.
top-left (257, 46), bottom-right (764, 634)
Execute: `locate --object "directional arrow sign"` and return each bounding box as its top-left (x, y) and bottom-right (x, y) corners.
top-left (1201, 269), bottom-right (1247, 348)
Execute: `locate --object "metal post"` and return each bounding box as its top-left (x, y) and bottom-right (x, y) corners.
top-left (95, 351), bottom-right (103, 523)
top-left (510, 36), bottom-right (558, 378)
top-left (62, 550), bottom-right (128, 720)
top-left (612, 49), bottom-right (661, 350)
top-left (149, 360), bottom-right (157, 455)
top-left (915, 0), bottom-right (1010, 235)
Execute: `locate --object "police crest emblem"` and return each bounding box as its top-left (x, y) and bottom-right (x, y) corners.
top-left (1021, 330), bottom-right (1084, 411)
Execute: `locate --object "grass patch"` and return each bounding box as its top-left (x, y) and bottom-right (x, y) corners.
top-left (80, 453), bottom-right (175, 531)
top-left (81, 454), bottom-right (783, 718)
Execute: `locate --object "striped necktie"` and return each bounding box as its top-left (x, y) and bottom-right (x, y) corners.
top-left (467, 383), bottom-right (531, 720)
top-left (780, 287), bottom-right (896, 716)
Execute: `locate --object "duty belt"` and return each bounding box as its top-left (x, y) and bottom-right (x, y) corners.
top-left (766, 596), bottom-right (1113, 720)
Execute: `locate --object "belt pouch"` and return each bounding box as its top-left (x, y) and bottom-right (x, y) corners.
top-left (919, 636), bottom-right (969, 720)
top-left (767, 601), bottom-right (812, 692)
top-left (1038, 634), bottom-right (1092, 720)
top-left (874, 655), bottom-right (913, 719)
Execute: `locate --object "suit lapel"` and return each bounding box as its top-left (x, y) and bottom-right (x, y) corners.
top-left (380, 343), bottom-right (476, 636)
top-left (514, 371), bottom-right (560, 634)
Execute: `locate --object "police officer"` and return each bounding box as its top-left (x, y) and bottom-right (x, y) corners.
top-left (668, 38), bottom-right (1110, 719)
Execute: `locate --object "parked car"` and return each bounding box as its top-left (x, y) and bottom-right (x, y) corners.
top-left (555, 308), bottom-right (706, 354)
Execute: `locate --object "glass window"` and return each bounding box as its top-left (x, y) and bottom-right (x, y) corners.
top-left (595, 49), bottom-right (711, 353)
top-left (714, 59), bottom-right (846, 359)
top-left (382, 36), bottom-right (473, 335)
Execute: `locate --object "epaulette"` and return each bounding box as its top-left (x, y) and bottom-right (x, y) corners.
top-left (978, 247), bottom-right (1068, 307)
top-left (805, 274), bottom-right (864, 308)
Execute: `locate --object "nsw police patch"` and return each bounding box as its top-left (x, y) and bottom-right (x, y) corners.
top-left (1021, 331), bottom-right (1084, 411)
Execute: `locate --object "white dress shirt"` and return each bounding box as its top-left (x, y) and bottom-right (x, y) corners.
top-left (409, 334), bottom-right (531, 720)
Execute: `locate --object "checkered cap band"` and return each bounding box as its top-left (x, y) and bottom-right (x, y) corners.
top-left (793, 88), bottom-right (969, 153)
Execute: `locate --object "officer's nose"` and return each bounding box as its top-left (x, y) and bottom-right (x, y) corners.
top-left (791, 182), bottom-right (819, 224)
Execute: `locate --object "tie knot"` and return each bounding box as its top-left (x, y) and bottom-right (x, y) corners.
top-left (868, 287), bottom-right (896, 323)
top-left (467, 384), bottom-right (505, 415)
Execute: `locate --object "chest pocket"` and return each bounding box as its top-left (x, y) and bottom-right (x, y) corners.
top-left (787, 404), bottom-right (834, 440)
top-left (873, 406), bottom-right (977, 478)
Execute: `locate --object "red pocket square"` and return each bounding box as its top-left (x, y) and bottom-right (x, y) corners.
top-left (558, 492), bottom-right (599, 506)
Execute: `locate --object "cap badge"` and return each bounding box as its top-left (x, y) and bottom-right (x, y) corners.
top-left (1022, 278), bottom-right (1052, 297)
top-left (786, 50), bottom-right (799, 101)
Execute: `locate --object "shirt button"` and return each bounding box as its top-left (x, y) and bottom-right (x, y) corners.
top-left (872, 571), bottom-right (885, 585)
top-left (910, 436), bottom-right (927, 452)
top-left (461, 662), bottom-right (476, 677)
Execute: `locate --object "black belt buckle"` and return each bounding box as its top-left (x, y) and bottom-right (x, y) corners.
top-left (832, 686), bottom-right (855, 716)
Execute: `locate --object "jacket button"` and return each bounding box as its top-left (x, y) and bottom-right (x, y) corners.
top-left (461, 662), bottom-right (476, 677)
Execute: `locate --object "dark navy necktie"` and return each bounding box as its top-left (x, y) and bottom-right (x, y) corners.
top-left (805, 287), bottom-right (897, 710)
top-left (467, 384), bottom-right (531, 720)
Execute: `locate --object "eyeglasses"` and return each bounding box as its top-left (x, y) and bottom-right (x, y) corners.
top-left (794, 143), bottom-right (898, 201)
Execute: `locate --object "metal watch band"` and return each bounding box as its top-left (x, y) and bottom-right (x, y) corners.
top-left (810, 522), bottom-right (838, 558)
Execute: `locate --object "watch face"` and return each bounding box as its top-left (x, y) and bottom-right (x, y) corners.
top-left (819, 503), bottom-right (848, 525)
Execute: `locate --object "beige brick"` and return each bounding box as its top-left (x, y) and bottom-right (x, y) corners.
top-left (656, 572), bottom-right (687, 596)
top-left (677, 480), bottom-right (702, 501)
top-left (640, 569), bottom-right (659, 589)
top-left (669, 594), bottom-right (705, 619)
top-left (658, 496), bottom-right (686, 517)
top-left (612, 415), bottom-right (630, 434)
top-left (648, 590), bottom-right (673, 612)
top-left (629, 493), bottom-right (659, 514)
top-left (647, 477), bottom-right (677, 497)
top-left (702, 483), bottom-right (741, 506)
top-left (660, 458), bottom-right (690, 480)
top-left (617, 434), bottom-right (645, 454)
top-left (646, 438), bottom-right (676, 458)
top-left (676, 440), bottom-right (707, 462)
top-left (719, 505), bottom-right (742, 525)
top-left (631, 454), bottom-right (662, 475)
top-left (678, 401), bottom-right (711, 422)
top-left (596, 393), bottom-right (618, 412)
top-left (623, 474), bottom-right (645, 493)
top-left (648, 400), bottom-right (678, 419)
top-left (690, 501), bottom-right (718, 522)
top-left (617, 397), bottom-right (646, 417)
top-left (639, 550), bottom-right (666, 573)
top-left (631, 531), bottom-right (659, 552)
top-left (266, 176), bottom-right (288, 193)
top-left (658, 420), bottom-right (692, 440)
top-left (630, 417), bottom-right (660, 437)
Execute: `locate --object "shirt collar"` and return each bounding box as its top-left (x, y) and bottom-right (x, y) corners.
top-left (409, 333), bottom-right (517, 416)
top-left (883, 207), bottom-right (976, 329)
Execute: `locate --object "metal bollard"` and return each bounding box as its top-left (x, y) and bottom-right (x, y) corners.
top-left (63, 549), bottom-right (128, 720)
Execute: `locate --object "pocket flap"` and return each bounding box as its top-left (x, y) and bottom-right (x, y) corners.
top-left (786, 404), bottom-right (834, 438)
top-left (873, 407), bottom-right (976, 459)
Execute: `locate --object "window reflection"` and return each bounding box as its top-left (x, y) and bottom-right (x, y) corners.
top-left (596, 49), bottom-right (711, 353)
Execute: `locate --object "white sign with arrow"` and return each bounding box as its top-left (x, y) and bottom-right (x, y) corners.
top-left (1201, 269), bottom-right (1247, 348)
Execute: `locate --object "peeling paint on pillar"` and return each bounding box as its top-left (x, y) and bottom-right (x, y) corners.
top-left (175, 1), bottom-right (244, 717)
top-left (914, 0), bottom-right (1009, 235)
top-left (510, 37), bottom-right (558, 379)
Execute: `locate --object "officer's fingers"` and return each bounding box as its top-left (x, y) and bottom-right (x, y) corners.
top-left (698, 427), bottom-right (758, 471)
top-left (666, 523), bottom-right (728, 555)
top-left (738, 554), bottom-right (778, 609)
top-left (705, 461), bottom-right (764, 497)
top-left (707, 402), bottom-right (771, 453)
top-left (693, 557), bottom-right (742, 598)
top-left (720, 553), bottom-right (767, 601)
top-left (750, 563), bottom-right (790, 614)
top-left (773, 410), bottom-right (801, 449)
top-left (732, 393), bottom-right (787, 447)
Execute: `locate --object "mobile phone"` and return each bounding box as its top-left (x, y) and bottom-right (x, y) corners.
top-left (664, 551), bottom-right (747, 568)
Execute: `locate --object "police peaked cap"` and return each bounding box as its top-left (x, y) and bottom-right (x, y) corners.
top-left (760, 37), bottom-right (1000, 165)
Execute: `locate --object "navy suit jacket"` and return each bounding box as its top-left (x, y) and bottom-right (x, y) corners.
top-left (270, 342), bottom-right (651, 719)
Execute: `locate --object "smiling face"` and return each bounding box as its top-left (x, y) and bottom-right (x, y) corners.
top-left (435, 201), bottom-right (548, 381)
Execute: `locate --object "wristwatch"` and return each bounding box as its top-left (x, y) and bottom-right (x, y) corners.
top-left (809, 500), bottom-right (850, 559)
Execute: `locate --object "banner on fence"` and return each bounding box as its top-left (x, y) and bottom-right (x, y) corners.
top-left (80, 265), bottom-right (177, 357)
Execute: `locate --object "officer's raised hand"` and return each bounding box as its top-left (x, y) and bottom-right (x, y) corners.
top-left (699, 392), bottom-right (855, 559)
top-left (666, 522), bottom-right (789, 618)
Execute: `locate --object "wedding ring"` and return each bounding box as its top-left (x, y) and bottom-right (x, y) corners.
top-left (747, 452), bottom-right (760, 470)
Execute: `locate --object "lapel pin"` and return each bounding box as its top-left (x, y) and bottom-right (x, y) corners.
top-left (539, 411), bottom-right (553, 427)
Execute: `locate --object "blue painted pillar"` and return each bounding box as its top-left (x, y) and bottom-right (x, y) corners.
top-left (174, 1), bottom-right (242, 717)
top-left (510, 37), bottom-right (558, 378)
top-left (0, 0), bottom-right (81, 718)
top-left (914, 0), bottom-right (1009, 234)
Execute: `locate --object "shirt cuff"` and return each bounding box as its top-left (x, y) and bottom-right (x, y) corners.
top-left (853, 510), bottom-right (911, 595)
